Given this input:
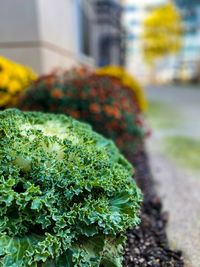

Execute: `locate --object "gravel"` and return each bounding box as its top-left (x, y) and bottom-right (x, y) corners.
top-left (123, 145), bottom-right (184, 267)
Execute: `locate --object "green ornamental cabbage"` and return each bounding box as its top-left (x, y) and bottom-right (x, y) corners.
top-left (0, 109), bottom-right (142, 267)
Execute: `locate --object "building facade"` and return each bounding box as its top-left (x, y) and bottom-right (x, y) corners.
top-left (0, 0), bottom-right (124, 74)
top-left (88, 0), bottom-right (125, 67)
top-left (173, 0), bottom-right (200, 81)
top-left (0, 0), bottom-right (94, 74)
top-left (156, 0), bottom-right (200, 83)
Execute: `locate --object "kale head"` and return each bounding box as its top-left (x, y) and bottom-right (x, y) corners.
top-left (0, 109), bottom-right (142, 267)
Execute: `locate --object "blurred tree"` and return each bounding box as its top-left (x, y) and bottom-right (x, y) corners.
top-left (142, 2), bottom-right (182, 64)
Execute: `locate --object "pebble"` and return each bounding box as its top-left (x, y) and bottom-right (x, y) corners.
top-left (123, 146), bottom-right (184, 267)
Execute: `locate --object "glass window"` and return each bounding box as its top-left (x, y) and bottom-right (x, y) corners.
top-left (130, 20), bottom-right (139, 26)
top-left (80, 3), bottom-right (91, 56)
top-left (124, 5), bottom-right (137, 12)
top-left (126, 33), bottom-right (136, 41)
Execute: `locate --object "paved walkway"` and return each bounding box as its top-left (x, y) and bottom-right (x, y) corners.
top-left (145, 85), bottom-right (200, 139)
top-left (148, 143), bottom-right (200, 267)
top-left (146, 85), bottom-right (200, 267)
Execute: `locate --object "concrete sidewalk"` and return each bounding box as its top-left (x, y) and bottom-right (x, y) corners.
top-left (146, 85), bottom-right (200, 266)
top-left (148, 143), bottom-right (200, 267)
top-left (145, 85), bottom-right (200, 139)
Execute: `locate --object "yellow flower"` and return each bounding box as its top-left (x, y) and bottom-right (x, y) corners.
top-left (0, 56), bottom-right (38, 107)
top-left (8, 80), bottom-right (21, 94)
top-left (96, 65), bottom-right (147, 112)
top-left (0, 73), bottom-right (9, 88)
top-left (0, 93), bottom-right (11, 107)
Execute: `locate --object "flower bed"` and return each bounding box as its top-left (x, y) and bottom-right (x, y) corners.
top-left (96, 66), bottom-right (147, 112)
top-left (18, 69), bottom-right (146, 156)
top-left (0, 56), bottom-right (37, 108)
top-left (17, 67), bottom-right (184, 266)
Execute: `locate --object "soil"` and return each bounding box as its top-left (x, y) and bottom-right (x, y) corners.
top-left (123, 144), bottom-right (184, 267)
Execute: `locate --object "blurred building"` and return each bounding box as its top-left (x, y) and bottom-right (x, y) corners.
top-left (122, 0), bottom-right (166, 83)
top-left (91, 0), bottom-right (125, 66)
top-left (173, 0), bottom-right (200, 82)
top-left (0, 0), bottom-right (124, 74)
top-left (148, 0), bottom-right (200, 84)
top-left (0, 0), bottom-right (96, 74)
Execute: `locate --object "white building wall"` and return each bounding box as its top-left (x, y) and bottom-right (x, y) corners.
top-left (0, 0), bottom-right (42, 71)
top-left (0, 0), bottom-right (94, 74)
top-left (0, 0), bottom-right (39, 43)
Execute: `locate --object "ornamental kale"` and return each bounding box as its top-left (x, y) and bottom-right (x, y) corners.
top-left (0, 109), bottom-right (142, 267)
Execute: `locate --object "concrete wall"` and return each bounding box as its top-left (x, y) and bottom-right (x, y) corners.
top-left (0, 0), bottom-right (94, 74)
top-left (0, 0), bottom-right (39, 42)
top-left (0, 0), bottom-right (43, 71)
top-left (36, 0), bottom-right (83, 72)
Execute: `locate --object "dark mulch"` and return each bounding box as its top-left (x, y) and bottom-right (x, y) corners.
top-left (123, 144), bottom-right (184, 267)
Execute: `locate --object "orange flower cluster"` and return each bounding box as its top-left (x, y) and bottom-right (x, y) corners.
top-left (18, 69), bottom-right (146, 155)
top-left (96, 66), bottom-right (147, 111)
